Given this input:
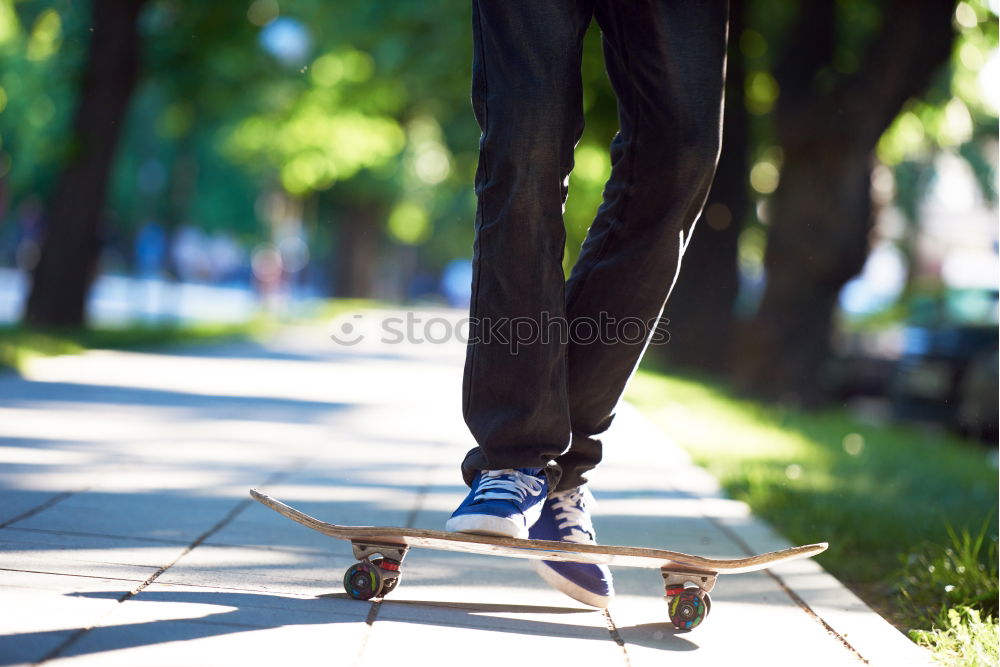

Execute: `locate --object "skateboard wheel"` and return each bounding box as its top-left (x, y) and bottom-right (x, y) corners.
top-left (668, 588), bottom-right (708, 631)
top-left (372, 558), bottom-right (402, 596)
top-left (343, 561), bottom-right (384, 600)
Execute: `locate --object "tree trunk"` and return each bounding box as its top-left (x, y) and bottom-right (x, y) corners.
top-left (24, 0), bottom-right (147, 326)
top-left (740, 147), bottom-right (873, 404)
top-left (735, 0), bottom-right (955, 405)
top-left (164, 128), bottom-right (199, 279)
top-left (333, 206), bottom-right (380, 298)
top-left (655, 0), bottom-right (747, 375)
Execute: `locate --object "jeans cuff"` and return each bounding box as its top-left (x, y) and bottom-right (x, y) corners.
top-left (460, 446), bottom-right (563, 494)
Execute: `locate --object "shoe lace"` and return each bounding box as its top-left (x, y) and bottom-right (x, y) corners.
top-left (551, 486), bottom-right (596, 543)
top-left (473, 469), bottom-right (544, 503)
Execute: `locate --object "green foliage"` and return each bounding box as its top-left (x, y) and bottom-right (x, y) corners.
top-left (897, 519), bottom-right (999, 626)
top-left (0, 326), bottom-right (81, 370)
top-left (1, 0), bottom-right (996, 297)
top-left (877, 0), bottom-right (998, 213)
top-left (625, 367), bottom-right (998, 644)
top-left (226, 105), bottom-right (405, 196)
top-left (222, 44), bottom-right (407, 196)
top-left (561, 25), bottom-right (617, 271)
top-left (0, 297), bottom-right (380, 373)
top-left (910, 607), bottom-right (999, 667)
top-left (0, 319), bottom-right (271, 373)
top-left (0, 0), bottom-right (88, 208)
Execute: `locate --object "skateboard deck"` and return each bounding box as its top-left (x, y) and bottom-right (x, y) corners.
top-left (250, 488), bottom-right (827, 631)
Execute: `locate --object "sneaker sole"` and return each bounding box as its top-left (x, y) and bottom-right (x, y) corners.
top-left (445, 514), bottom-right (526, 539)
top-left (531, 560), bottom-right (612, 609)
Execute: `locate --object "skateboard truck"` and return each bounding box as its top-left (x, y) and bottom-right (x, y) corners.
top-left (661, 567), bottom-right (716, 631)
top-left (343, 541), bottom-right (410, 601)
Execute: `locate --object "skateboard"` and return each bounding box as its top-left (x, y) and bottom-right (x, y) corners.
top-left (250, 488), bottom-right (827, 631)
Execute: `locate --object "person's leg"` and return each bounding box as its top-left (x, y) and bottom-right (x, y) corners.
top-left (555, 0), bottom-right (729, 491)
top-left (460, 0), bottom-right (595, 489)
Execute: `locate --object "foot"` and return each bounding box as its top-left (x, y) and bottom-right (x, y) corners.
top-left (445, 468), bottom-right (548, 538)
top-left (528, 485), bottom-right (614, 608)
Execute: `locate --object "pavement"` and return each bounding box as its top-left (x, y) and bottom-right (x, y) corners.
top-left (0, 308), bottom-right (932, 666)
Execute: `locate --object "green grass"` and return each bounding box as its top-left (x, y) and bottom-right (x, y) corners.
top-left (0, 320), bottom-right (271, 373)
top-left (0, 298), bottom-right (382, 373)
top-left (898, 521), bottom-right (998, 666)
top-left (626, 368), bottom-right (998, 662)
top-left (309, 298), bottom-right (380, 321)
top-left (910, 606), bottom-right (999, 667)
top-left (898, 520), bottom-right (998, 623)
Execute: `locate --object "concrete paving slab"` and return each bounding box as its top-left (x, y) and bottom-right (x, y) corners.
top-left (12, 491), bottom-right (245, 544)
top-left (610, 593), bottom-right (859, 667)
top-left (376, 585), bottom-right (609, 635)
top-left (154, 544), bottom-right (356, 595)
top-left (0, 313), bottom-right (932, 665)
top-left (120, 582), bottom-right (372, 629)
top-left (0, 549), bottom-right (162, 583)
top-left (47, 593), bottom-right (371, 667)
top-left (0, 570), bottom-right (138, 666)
top-left (361, 618), bottom-right (627, 667)
top-left (0, 490), bottom-right (79, 528)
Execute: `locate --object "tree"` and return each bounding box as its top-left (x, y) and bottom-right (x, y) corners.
top-left (656, 0), bottom-right (749, 373)
top-left (218, 2), bottom-right (477, 298)
top-left (25, 0), bottom-right (148, 326)
top-left (734, 0), bottom-right (957, 404)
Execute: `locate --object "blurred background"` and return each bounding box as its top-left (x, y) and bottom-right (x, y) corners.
top-left (0, 0), bottom-right (997, 659)
top-left (0, 0), bottom-right (997, 438)
top-left (1, 0), bottom-right (997, 438)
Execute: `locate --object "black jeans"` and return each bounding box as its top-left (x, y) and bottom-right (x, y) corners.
top-left (461, 0), bottom-right (728, 492)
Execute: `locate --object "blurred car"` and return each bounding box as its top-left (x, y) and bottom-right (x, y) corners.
top-left (828, 327), bottom-right (902, 400)
top-left (889, 288), bottom-right (999, 441)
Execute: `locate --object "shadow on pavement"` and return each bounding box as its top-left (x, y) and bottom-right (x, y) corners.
top-left (1, 380), bottom-right (352, 423)
top-left (0, 589), bottom-right (697, 664)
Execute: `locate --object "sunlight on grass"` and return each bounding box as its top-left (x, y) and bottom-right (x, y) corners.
top-left (0, 299), bottom-right (384, 374)
top-left (626, 368), bottom-right (998, 662)
top-left (0, 319), bottom-right (272, 374)
top-left (911, 607), bottom-right (999, 667)
top-left (898, 520), bottom-right (998, 624)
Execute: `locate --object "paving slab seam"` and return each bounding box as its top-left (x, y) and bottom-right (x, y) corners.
top-left (354, 466), bottom-right (436, 667)
top-left (0, 567), bottom-right (146, 586)
top-left (705, 514), bottom-right (868, 664)
top-left (401, 464), bottom-right (437, 529)
top-left (0, 490), bottom-right (84, 530)
top-left (6, 527), bottom-right (190, 546)
top-left (199, 540), bottom-right (344, 556)
top-left (601, 608), bottom-right (632, 666)
top-left (353, 600), bottom-right (383, 667)
top-left (153, 578), bottom-right (332, 597)
top-left (761, 569), bottom-right (868, 664)
top-left (33, 476), bottom-right (287, 664)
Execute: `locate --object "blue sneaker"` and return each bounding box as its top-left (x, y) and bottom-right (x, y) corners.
top-left (445, 468), bottom-right (548, 538)
top-left (529, 486), bottom-right (614, 608)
